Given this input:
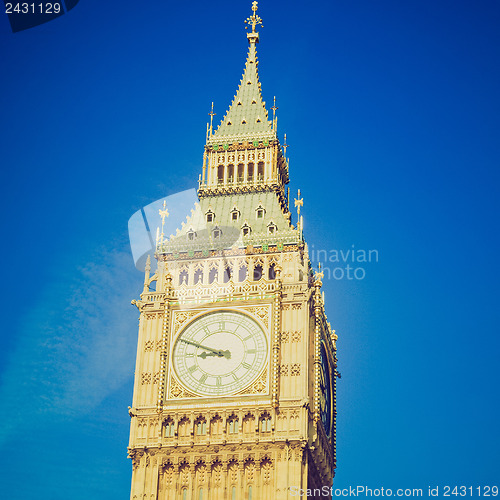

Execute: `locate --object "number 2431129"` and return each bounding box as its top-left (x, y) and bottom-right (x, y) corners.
top-left (5, 3), bottom-right (62, 14)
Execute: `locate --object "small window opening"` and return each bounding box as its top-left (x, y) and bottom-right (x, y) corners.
top-left (179, 269), bottom-right (188, 285)
top-left (242, 225), bottom-right (251, 236)
top-left (258, 161), bottom-right (264, 181)
top-left (253, 264), bottom-right (263, 281)
top-left (209, 268), bottom-right (218, 284)
top-left (239, 264), bottom-right (248, 282)
top-left (228, 418), bottom-right (239, 434)
top-left (206, 211), bottom-right (214, 223)
top-left (164, 419), bottom-right (175, 437)
top-left (194, 268), bottom-right (203, 283)
top-left (248, 162), bottom-right (254, 182)
top-left (260, 416), bottom-right (272, 432)
top-left (268, 263), bottom-right (276, 280)
top-left (257, 209), bottom-right (264, 219)
top-left (196, 421), bottom-right (207, 435)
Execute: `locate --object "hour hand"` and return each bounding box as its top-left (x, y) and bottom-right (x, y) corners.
top-left (198, 350), bottom-right (231, 359)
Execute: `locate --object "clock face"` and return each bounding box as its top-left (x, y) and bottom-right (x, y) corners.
top-left (172, 310), bottom-right (268, 396)
top-left (319, 341), bottom-right (332, 436)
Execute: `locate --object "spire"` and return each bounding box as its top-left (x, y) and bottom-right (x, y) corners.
top-left (208, 1), bottom-right (274, 144)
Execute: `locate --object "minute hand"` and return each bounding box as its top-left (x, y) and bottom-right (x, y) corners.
top-left (180, 339), bottom-right (224, 356)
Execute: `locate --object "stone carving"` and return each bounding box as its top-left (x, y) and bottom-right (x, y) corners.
top-left (169, 376), bottom-right (197, 399)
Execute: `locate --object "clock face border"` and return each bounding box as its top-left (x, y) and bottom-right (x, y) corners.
top-left (169, 308), bottom-right (270, 398)
top-left (320, 340), bottom-right (333, 437)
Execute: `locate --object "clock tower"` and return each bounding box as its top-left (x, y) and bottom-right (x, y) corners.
top-left (128, 3), bottom-right (339, 499)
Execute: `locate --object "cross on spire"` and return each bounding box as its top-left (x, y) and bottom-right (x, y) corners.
top-left (245, 1), bottom-right (263, 34)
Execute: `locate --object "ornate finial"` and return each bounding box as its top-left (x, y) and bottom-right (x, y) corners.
top-left (245, 1), bottom-right (263, 34)
top-left (157, 200), bottom-right (169, 247)
top-left (208, 102), bottom-right (216, 137)
top-left (271, 96), bottom-right (278, 130)
top-left (283, 133), bottom-right (289, 156)
top-left (143, 255), bottom-right (151, 294)
top-left (294, 189), bottom-right (303, 217)
top-left (315, 262), bottom-right (324, 285)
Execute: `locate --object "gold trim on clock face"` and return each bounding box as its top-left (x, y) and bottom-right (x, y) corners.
top-left (172, 310), bottom-right (268, 396)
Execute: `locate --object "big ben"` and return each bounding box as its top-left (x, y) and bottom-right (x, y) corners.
top-left (128, 3), bottom-right (339, 499)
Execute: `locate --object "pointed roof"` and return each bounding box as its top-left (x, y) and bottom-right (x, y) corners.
top-left (207, 2), bottom-right (276, 145)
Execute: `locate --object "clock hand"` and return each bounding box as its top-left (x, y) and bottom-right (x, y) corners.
top-left (198, 350), bottom-right (231, 359)
top-left (180, 339), bottom-right (227, 357)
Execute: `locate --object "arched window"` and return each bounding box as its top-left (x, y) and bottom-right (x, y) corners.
top-left (223, 266), bottom-right (231, 283)
top-left (212, 226), bottom-right (222, 239)
top-left (260, 414), bottom-right (272, 432)
top-left (228, 416), bottom-right (239, 434)
top-left (231, 208), bottom-right (240, 221)
top-left (253, 263), bottom-right (263, 281)
top-left (243, 413), bottom-right (255, 434)
top-left (179, 269), bottom-right (188, 285)
top-left (268, 262), bottom-right (276, 280)
top-left (239, 263), bottom-right (248, 282)
top-left (232, 487), bottom-right (237, 500)
top-left (256, 205), bottom-right (265, 219)
top-left (164, 418), bottom-right (175, 438)
top-left (206, 210), bottom-right (215, 223)
top-left (258, 161), bottom-right (264, 181)
top-left (227, 164), bottom-right (234, 183)
top-left (198, 488), bottom-right (204, 500)
top-left (242, 223), bottom-right (251, 236)
top-left (247, 162), bottom-right (254, 182)
top-left (248, 485), bottom-right (253, 500)
top-left (209, 266), bottom-right (218, 284)
top-left (182, 489), bottom-right (187, 500)
top-left (178, 417), bottom-right (190, 437)
top-left (194, 267), bottom-right (203, 284)
top-left (217, 165), bottom-right (224, 184)
top-left (238, 163), bottom-right (244, 183)
top-left (211, 415), bottom-right (223, 435)
top-left (196, 418), bottom-right (207, 435)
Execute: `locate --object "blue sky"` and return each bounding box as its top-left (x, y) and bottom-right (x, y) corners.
top-left (0, 0), bottom-right (499, 498)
